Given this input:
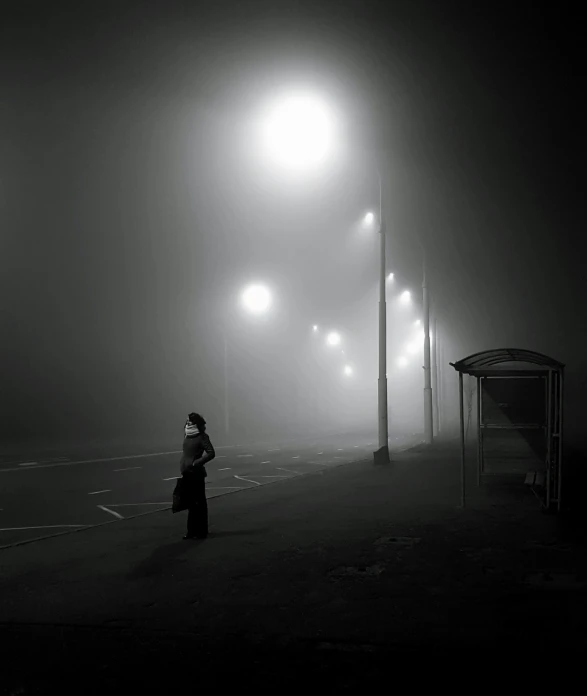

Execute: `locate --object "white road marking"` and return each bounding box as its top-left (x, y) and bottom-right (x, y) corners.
top-left (163, 476), bottom-right (180, 481)
top-left (2, 450), bottom-right (182, 472)
top-left (106, 502), bottom-right (169, 507)
top-left (218, 467), bottom-right (231, 471)
top-left (354, 446), bottom-right (359, 448)
top-left (292, 456), bottom-right (300, 459)
top-left (261, 461), bottom-right (271, 464)
top-left (0, 524), bottom-right (88, 531)
top-left (337, 448), bottom-right (344, 451)
top-left (18, 462), bottom-right (38, 467)
top-left (268, 448), bottom-right (280, 452)
top-left (88, 489), bottom-right (111, 495)
top-left (97, 505), bottom-right (123, 520)
top-left (217, 455), bottom-right (227, 458)
top-left (206, 486), bottom-right (245, 490)
top-left (237, 454), bottom-right (253, 458)
top-left (317, 452), bottom-right (323, 455)
top-left (277, 467), bottom-right (301, 475)
top-left (234, 475), bottom-right (261, 486)
top-left (113, 466), bottom-right (142, 472)
top-left (259, 475), bottom-right (289, 478)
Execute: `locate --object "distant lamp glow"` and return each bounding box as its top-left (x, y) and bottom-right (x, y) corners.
top-left (261, 92), bottom-right (334, 171)
top-left (397, 356), bottom-right (409, 368)
top-left (312, 325), bottom-right (319, 332)
top-left (414, 319), bottom-right (421, 326)
top-left (241, 284), bottom-right (272, 314)
top-left (407, 341), bottom-right (420, 355)
top-left (343, 365), bottom-right (353, 376)
top-left (388, 272), bottom-right (394, 282)
top-left (326, 331), bottom-right (341, 347)
top-left (363, 211), bottom-right (375, 226)
top-left (400, 290), bottom-right (411, 305)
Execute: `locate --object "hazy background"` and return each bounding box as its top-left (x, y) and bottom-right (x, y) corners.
top-left (1, 1), bottom-right (583, 451)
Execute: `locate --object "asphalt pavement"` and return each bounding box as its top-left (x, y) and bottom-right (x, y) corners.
top-left (0, 429), bottom-right (419, 548)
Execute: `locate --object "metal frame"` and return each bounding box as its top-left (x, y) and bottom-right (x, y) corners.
top-left (450, 349), bottom-right (565, 510)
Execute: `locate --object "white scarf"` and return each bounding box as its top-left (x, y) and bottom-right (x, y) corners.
top-left (185, 422), bottom-right (200, 438)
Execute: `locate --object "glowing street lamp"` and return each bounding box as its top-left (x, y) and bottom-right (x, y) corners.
top-left (414, 319), bottom-right (421, 327)
top-left (397, 356), bottom-right (409, 369)
top-left (260, 92), bottom-right (335, 172)
top-left (312, 324), bottom-right (319, 332)
top-left (343, 365), bottom-right (353, 376)
top-left (326, 331), bottom-right (341, 347)
top-left (241, 284), bottom-right (272, 314)
top-left (363, 211), bottom-right (375, 226)
top-left (399, 290), bottom-right (411, 305)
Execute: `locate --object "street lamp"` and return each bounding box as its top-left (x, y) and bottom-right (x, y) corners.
top-left (312, 324), bottom-right (319, 332)
top-left (343, 365), bottom-right (353, 376)
top-left (364, 211), bottom-right (375, 226)
top-left (224, 283), bottom-right (273, 437)
top-left (326, 331), bottom-right (341, 347)
top-left (241, 284), bottom-right (272, 314)
top-left (259, 91), bottom-right (390, 464)
top-left (400, 290), bottom-right (411, 305)
top-left (260, 92), bottom-right (335, 172)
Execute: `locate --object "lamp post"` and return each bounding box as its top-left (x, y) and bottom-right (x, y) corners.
top-left (260, 91), bottom-right (390, 464)
top-left (420, 242), bottom-right (433, 444)
top-left (432, 315), bottom-right (440, 435)
top-left (375, 169), bottom-right (390, 464)
top-left (224, 283), bottom-right (272, 438)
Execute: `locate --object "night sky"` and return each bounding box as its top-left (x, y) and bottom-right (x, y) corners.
top-left (1, 2), bottom-right (583, 447)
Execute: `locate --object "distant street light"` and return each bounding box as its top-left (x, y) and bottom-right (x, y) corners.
top-left (399, 290), bottom-right (411, 305)
top-left (397, 356), bottom-right (409, 368)
top-left (388, 273), bottom-right (394, 282)
top-left (225, 283), bottom-right (273, 437)
top-left (326, 331), bottom-right (341, 347)
top-left (414, 319), bottom-right (421, 327)
top-left (312, 324), bottom-right (319, 332)
top-left (241, 284), bottom-right (272, 314)
top-left (343, 365), bottom-right (353, 376)
top-left (364, 211), bottom-right (375, 226)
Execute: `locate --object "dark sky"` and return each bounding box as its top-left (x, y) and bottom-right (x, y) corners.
top-left (1, 1), bottom-right (584, 445)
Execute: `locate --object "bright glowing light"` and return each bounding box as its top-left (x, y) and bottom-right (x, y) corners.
top-left (312, 325), bottom-right (319, 332)
top-left (400, 290), bottom-right (411, 304)
top-left (388, 273), bottom-right (394, 282)
top-left (326, 331), bottom-right (341, 346)
top-left (407, 341), bottom-right (420, 355)
top-left (414, 319), bottom-right (421, 326)
top-left (261, 93), bottom-right (335, 171)
top-left (364, 212), bottom-right (375, 226)
top-left (343, 365), bottom-right (353, 376)
top-left (241, 284), bottom-right (272, 314)
top-left (397, 356), bottom-right (409, 368)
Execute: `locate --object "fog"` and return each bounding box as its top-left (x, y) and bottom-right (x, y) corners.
top-left (1, 3), bottom-right (583, 455)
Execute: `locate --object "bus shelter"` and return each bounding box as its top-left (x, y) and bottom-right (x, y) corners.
top-left (450, 349), bottom-right (564, 511)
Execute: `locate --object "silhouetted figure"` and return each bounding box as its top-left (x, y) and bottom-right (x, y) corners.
top-left (180, 412), bottom-right (215, 539)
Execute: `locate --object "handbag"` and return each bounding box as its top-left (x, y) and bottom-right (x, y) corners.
top-left (172, 477), bottom-right (190, 513)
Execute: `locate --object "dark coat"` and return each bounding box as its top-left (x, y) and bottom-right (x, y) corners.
top-left (179, 432), bottom-right (216, 477)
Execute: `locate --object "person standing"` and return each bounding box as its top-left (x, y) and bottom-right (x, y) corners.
top-left (180, 412), bottom-right (215, 539)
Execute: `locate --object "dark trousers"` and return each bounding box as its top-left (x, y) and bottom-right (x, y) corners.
top-left (186, 476), bottom-right (208, 537)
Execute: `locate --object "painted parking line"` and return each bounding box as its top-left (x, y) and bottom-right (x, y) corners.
top-left (277, 467), bottom-right (301, 475)
top-left (0, 524), bottom-right (87, 531)
top-left (206, 486), bottom-right (245, 490)
top-left (107, 502), bottom-right (169, 507)
top-left (217, 455), bottom-right (227, 458)
top-left (88, 489), bottom-right (111, 495)
top-left (234, 475), bottom-right (261, 486)
top-left (218, 467), bottom-right (231, 471)
top-left (292, 456), bottom-right (300, 459)
top-left (163, 476), bottom-right (180, 481)
top-left (268, 448), bottom-right (280, 452)
top-left (337, 449), bottom-right (344, 451)
top-left (259, 475), bottom-right (289, 478)
top-left (113, 466), bottom-right (142, 472)
top-left (18, 462), bottom-right (38, 467)
top-left (317, 452), bottom-right (323, 455)
top-left (237, 454), bottom-right (253, 458)
top-left (261, 461), bottom-right (271, 464)
top-left (97, 505), bottom-right (123, 520)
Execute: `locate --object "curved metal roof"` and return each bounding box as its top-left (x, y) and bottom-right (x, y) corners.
top-left (451, 348), bottom-right (564, 374)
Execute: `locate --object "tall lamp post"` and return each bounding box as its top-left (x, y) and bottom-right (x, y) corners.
top-left (223, 283), bottom-right (272, 439)
top-left (260, 91), bottom-right (390, 464)
top-left (375, 169), bottom-right (390, 464)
